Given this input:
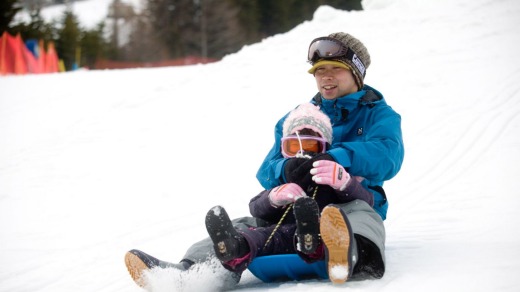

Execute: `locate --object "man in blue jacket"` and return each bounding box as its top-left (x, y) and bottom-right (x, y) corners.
top-left (255, 32), bottom-right (404, 282)
top-left (125, 32), bottom-right (404, 287)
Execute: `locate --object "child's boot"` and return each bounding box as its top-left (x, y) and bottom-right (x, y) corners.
top-left (205, 205), bottom-right (250, 262)
top-left (294, 197), bottom-right (321, 254)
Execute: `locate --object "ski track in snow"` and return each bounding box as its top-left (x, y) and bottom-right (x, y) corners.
top-left (1, 0), bottom-right (520, 291)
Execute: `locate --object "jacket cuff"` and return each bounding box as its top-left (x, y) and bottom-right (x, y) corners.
top-left (328, 148), bottom-right (352, 169)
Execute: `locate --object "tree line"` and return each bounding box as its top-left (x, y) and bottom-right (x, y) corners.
top-left (2, 0), bottom-right (362, 71)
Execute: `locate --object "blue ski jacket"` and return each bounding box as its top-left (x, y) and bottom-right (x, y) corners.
top-left (256, 85), bottom-right (404, 220)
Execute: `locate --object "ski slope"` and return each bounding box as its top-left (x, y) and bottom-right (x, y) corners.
top-left (1, 0), bottom-right (520, 291)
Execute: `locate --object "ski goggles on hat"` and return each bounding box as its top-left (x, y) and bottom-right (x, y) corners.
top-left (307, 37), bottom-right (349, 63)
top-left (281, 135), bottom-right (327, 158)
top-left (307, 37), bottom-right (366, 76)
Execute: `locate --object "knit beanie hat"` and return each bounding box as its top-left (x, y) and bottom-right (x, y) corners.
top-left (282, 103), bottom-right (333, 144)
top-left (308, 32), bottom-right (371, 90)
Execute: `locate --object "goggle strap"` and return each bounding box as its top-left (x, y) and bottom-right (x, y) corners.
top-left (295, 131), bottom-right (304, 158)
top-left (345, 48), bottom-right (366, 77)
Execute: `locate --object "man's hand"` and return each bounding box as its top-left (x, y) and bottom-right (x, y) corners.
top-left (311, 160), bottom-right (351, 191)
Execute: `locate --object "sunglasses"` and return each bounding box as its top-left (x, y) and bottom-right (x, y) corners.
top-left (281, 135), bottom-right (327, 158)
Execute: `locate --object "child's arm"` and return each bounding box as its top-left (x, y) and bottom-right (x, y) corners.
top-left (249, 183), bottom-right (306, 222)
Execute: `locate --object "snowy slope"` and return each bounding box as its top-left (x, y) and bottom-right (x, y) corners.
top-left (1, 0), bottom-right (520, 291)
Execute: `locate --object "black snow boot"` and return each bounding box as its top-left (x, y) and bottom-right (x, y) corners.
top-left (293, 197), bottom-right (321, 254)
top-left (125, 249), bottom-right (192, 287)
top-left (205, 205), bottom-right (250, 262)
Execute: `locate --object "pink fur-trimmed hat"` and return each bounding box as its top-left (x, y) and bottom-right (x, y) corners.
top-left (282, 103), bottom-right (333, 144)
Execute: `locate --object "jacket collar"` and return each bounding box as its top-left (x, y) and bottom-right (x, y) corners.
top-left (313, 85), bottom-right (383, 107)
top-left (311, 85), bottom-right (384, 123)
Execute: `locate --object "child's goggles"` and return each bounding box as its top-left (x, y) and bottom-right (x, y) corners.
top-left (281, 135), bottom-right (327, 158)
top-left (307, 37), bottom-right (349, 63)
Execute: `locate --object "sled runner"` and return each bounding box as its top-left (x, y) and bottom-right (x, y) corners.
top-left (248, 254), bottom-right (327, 282)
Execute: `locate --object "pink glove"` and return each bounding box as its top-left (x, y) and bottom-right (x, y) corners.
top-left (310, 160), bottom-right (351, 191)
top-left (269, 183), bottom-right (307, 207)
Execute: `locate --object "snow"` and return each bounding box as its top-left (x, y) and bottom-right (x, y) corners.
top-left (211, 206), bottom-right (222, 217)
top-left (144, 257), bottom-right (239, 292)
top-left (1, 0), bottom-right (520, 291)
top-left (329, 264), bottom-right (349, 282)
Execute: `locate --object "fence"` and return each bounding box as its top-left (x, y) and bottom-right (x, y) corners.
top-left (94, 56), bottom-right (218, 70)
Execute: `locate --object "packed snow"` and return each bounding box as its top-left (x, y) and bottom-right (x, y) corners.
top-left (1, 0), bottom-right (520, 291)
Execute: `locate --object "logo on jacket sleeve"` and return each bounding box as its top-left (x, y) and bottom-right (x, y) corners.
top-left (357, 128), bottom-right (363, 136)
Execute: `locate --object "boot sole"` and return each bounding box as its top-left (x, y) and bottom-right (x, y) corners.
top-left (125, 251), bottom-right (149, 287)
top-left (293, 197), bottom-right (320, 254)
top-left (320, 205), bottom-right (352, 284)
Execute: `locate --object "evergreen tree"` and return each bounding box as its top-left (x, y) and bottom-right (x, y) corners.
top-left (230, 0), bottom-right (261, 44)
top-left (323, 0), bottom-right (362, 11)
top-left (124, 10), bottom-right (169, 62)
top-left (256, 0), bottom-right (361, 38)
top-left (81, 22), bottom-right (109, 69)
top-left (147, 0), bottom-right (198, 59)
top-left (55, 10), bottom-right (82, 70)
top-left (1, 0), bottom-right (23, 33)
top-left (199, 0), bottom-right (246, 59)
top-left (10, 9), bottom-right (54, 42)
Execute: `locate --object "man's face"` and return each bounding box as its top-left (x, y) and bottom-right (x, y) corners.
top-left (313, 64), bottom-right (358, 100)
